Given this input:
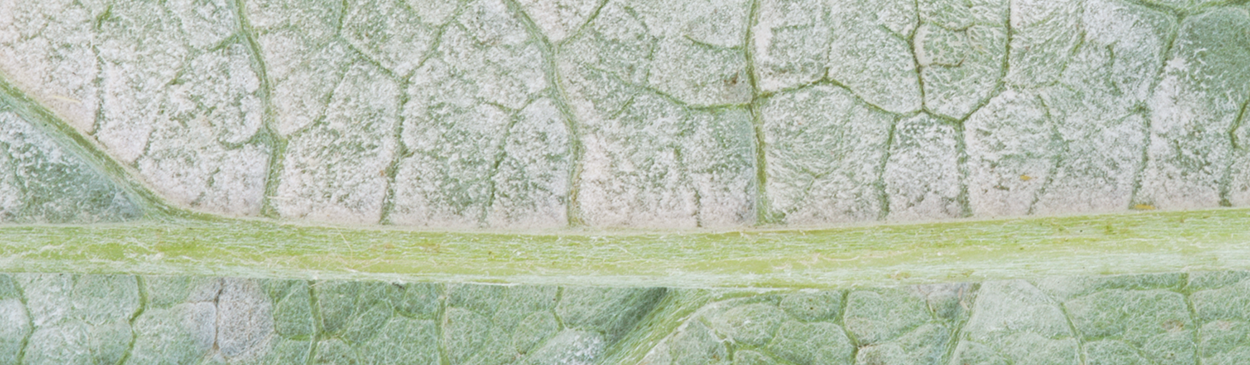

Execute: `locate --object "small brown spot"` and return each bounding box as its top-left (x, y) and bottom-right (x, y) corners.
top-left (1019, 174), bottom-right (1033, 181)
top-left (1133, 204), bottom-right (1156, 210)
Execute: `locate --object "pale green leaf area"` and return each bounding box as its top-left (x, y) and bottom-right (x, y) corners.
top-left (2, 206), bottom-right (1246, 288)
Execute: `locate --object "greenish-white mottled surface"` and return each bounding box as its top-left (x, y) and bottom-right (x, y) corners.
top-left (0, 272), bottom-right (1242, 364)
top-left (2, 0), bottom-right (1249, 228)
top-left (3, 0), bottom-right (1250, 362)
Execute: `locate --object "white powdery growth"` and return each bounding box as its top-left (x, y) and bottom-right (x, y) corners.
top-left (606, 0), bottom-right (753, 107)
top-left (167, 0), bottom-right (238, 49)
top-left (406, 0), bottom-right (459, 26)
top-left (515, 0), bottom-right (602, 44)
top-left (884, 114), bottom-right (963, 221)
top-left (252, 0), bottom-right (468, 224)
top-left (683, 109), bottom-right (757, 227)
top-left (1004, 0), bottom-right (1082, 89)
top-left (1231, 108), bottom-right (1250, 206)
top-left (487, 98), bottom-right (572, 228)
top-left (523, 330), bottom-right (607, 364)
top-left (275, 62), bottom-right (399, 224)
top-left (751, 0), bottom-right (831, 93)
top-left (94, 0), bottom-right (194, 160)
top-left (558, 2), bottom-right (653, 87)
top-left (89, 0), bottom-right (271, 216)
top-left (1138, 0), bottom-right (1193, 10)
top-left (918, 0), bottom-right (1007, 30)
top-left (0, 291), bottom-right (28, 363)
top-left (268, 38), bottom-right (353, 136)
top-left (5, 0), bottom-right (1250, 226)
top-left (212, 279), bottom-right (274, 362)
top-left (1234, 1), bottom-right (1250, 209)
top-left (18, 274), bottom-right (140, 364)
top-left (394, 59), bottom-right (511, 227)
top-left (826, 0), bottom-right (922, 114)
top-left (342, 0), bottom-right (439, 77)
top-left (452, 1), bottom-right (548, 110)
top-left (139, 144), bottom-right (270, 216)
top-left (0, 0), bottom-right (102, 132)
top-left (639, 320), bottom-right (729, 365)
top-left (951, 280), bottom-right (1079, 365)
top-left (966, 90), bottom-right (1054, 217)
top-left (0, 149), bottom-right (18, 219)
top-left (1076, 0), bottom-right (1175, 104)
top-left (570, 89), bottom-right (755, 228)
top-left (127, 277), bottom-right (219, 364)
top-left (136, 44), bottom-right (269, 215)
top-left (391, 0), bottom-right (570, 228)
top-left (394, 72), bottom-right (511, 228)
top-left (647, 34), bottom-right (753, 107)
top-left (579, 136), bottom-right (694, 228)
top-left (641, 295), bottom-right (863, 365)
top-left (916, 0), bottom-right (1009, 120)
top-left (576, 140), bottom-right (695, 228)
top-left (1140, 9), bottom-right (1250, 210)
top-left (1138, 0), bottom-right (1231, 12)
top-left (761, 85), bottom-right (893, 225)
top-left (1031, 99), bottom-right (1147, 215)
top-left (569, 86), bottom-right (755, 228)
top-left (558, 0), bottom-right (756, 228)
top-left (571, 94), bottom-right (696, 228)
top-left (247, 0), bottom-right (350, 136)
top-left (1031, 0), bottom-right (1174, 215)
top-left (754, 0), bottom-right (922, 111)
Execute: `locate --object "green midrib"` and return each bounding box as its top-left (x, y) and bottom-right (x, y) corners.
top-left (2, 206), bottom-right (1246, 288)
